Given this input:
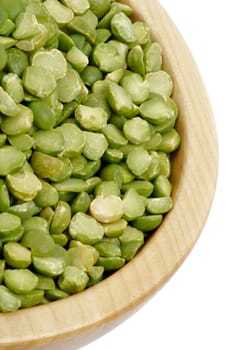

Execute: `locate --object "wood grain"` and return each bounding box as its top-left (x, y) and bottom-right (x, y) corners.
top-left (0, 1), bottom-right (218, 349)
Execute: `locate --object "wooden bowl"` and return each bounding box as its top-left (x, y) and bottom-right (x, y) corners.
top-left (0, 1), bottom-right (218, 349)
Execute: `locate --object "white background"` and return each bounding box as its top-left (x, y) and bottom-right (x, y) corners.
top-left (38, 1), bottom-right (231, 349)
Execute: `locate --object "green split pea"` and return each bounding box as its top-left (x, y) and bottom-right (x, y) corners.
top-left (0, 0), bottom-right (180, 312)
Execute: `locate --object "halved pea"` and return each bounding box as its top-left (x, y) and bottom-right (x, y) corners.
top-left (146, 196), bottom-right (173, 214)
top-left (157, 128), bottom-right (181, 153)
top-left (23, 65), bottom-right (56, 98)
top-left (0, 146), bottom-right (25, 176)
top-left (90, 195), bottom-right (123, 223)
top-left (31, 48), bottom-right (67, 80)
top-left (102, 123), bottom-right (128, 148)
top-left (97, 2), bottom-right (123, 28)
top-left (40, 207), bottom-right (54, 228)
top-left (94, 181), bottom-right (120, 197)
top-left (34, 180), bottom-right (59, 207)
top-left (43, 0), bottom-right (74, 25)
top-left (93, 40), bottom-right (128, 72)
top-left (1, 73), bottom-right (24, 103)
top-left (49, 157), bottom-right (73, 182)
top-left (57, 70), bottom-right (88, 104)
top-left (86, 176), bottom-right (101, 192)
top-left (153, 175), bottom-right (172, 197)
top-left (7, 201), bottom-right (40, 220)
top-left (94, 240), bottom-right (121, 257)
top-left (6, 47), bottom-right (29, 76)
top-left (103, 148), bottom-right (124, 163)
top-left (58, 30), bottom-right (75, 52)
top-left (0, 86), bottom-right (20, 117)
top-left (32, 255), bottom-right (65, 277)
top-left (119, 226), bottom-right (144, 261)
top-left (123, 117), bottom-right (151, 145)
top-left (1, 104), bottom-right (33, 136)
top-left (146, 70), bottom-right (173, 97)
top-left (0, 179), bottom-right (10, 212)
top-left (31, 151), bottom-right (64, 179)
top-left (157, 151), bottom-right (171, 177)
top-left (99, 163), bottom-right (127, 187)
top-left (18, 290), bottom-right (44, 308)
top-left (58, 266), bottom-right (89, 294)
top-left (50, 201), bottom-right (71, 235)
top-left (102, 219), bottom-right (128, 238)
top-left (69, 212), bottom-right (104, 245)
top-left (95, 28), bottom-right (111, 44)
top-left (4, 269), bottom-right (38, 294)
top-left (21, 230), bottom-right (55, 257)
top-left (0, 285), bottom-right (21, 312)
top-left (67, 244), bottom-right (98, 272)
top-left (75, 105), bottom-right (108, 131)
top-left (0, 37), bottom-right (16, 50)
top-left (107, 82), bottom-right (134, 117)
top-left (56, 123), bottom-right (85, 158)
top-left (133, 21), bottom-right (150, 46)
top-left (0, 18), bottom-right (15, 36)
top-left (109, 114), bottom-right (127, 129)
top-left (25, 0), bottom-right (48, 16)
top-left (87, 265), bottom-right (104, 287)
top-left (140, 94), bottom-right (175, 125)
top-left (37, 13), bottom-right (59, 48)
top-left (29, 100), bottom-right (56, 130)
top-left (71, 192), bottom-right (91, 214)
top-left (0, 45), bottom-right (7, 70)
top-left (67, 10), bottom-right (98, 44)
top-left (122, 189), bottom-right (145, 221)
top-left (83, 131), bottom-right (108, 160)
top-left (8, 134), bottom-right (34, 152)
top-left (33, 129), bottom-right (64, 155)
top-left (53, 178), bottom-right (88, 193)
top-left (138, 151), bottom-right (160, 181)
top-left (120, 72), bottom-right (150, 104)
top-left (66, 46), bottom-right (88, 72)
top-left (144, 42), bottom-right (162, 73)
top-left (146, 132), bottom-right (162, 151)
top-left (89, 0), bottom-right (111, 19)
top-left (35, 274), bottom-right (55, 290)
top-left (132, 215), bottom-right (163, 232)
top-left (62, 0), bottom-right (89, 14)
top-left (6, 170), bottom-right (42, 201)
top-left (111, 12), bottom-right (136, 44)
top-left (96, 256), bottom-right (125, 271)
top-left (12, 12), bottom-right (40, 40)
top-left (52, 233), bottom-right (69, 247)
top-left (23, 216), bottom-right (49, 234)
top-left (126, 148), bottom-right (151, 176)
top-left (74, 158), bottom-right (101, 180)
top-left (3, 242), bottom-right (32, 268)
top-left (45, 288), bottom-right (69, 300)
top-left (122, 180), bottom-right (153, 197)
top-left (127, 45), bottom-right (145, 76)
top-left (0, 212), bottom-right (22, 240)
top-left (81, 65), bottom-right (103, 87)
top-left (70, 155), bottom-right (87, 176)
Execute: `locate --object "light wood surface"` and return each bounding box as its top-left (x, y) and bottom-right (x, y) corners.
top-left (0, 1), bottom-right (218, 349)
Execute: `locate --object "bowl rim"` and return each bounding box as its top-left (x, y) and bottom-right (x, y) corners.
top-left (0, 1), bottom-right (218, 349)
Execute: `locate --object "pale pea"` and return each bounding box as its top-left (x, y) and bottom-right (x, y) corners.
top-left (90, 195), bottom-right (123, 223)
